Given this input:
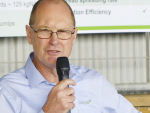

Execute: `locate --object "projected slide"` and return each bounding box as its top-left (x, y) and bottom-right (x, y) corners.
top-left (0, 0), bottom-right (150, 37)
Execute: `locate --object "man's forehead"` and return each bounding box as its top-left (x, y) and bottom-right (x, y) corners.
top-left (35, 1), bottom-right (71, 18)
top-left (35, 18), bottom-right (73, 30)
top-left (33, 1), bottom-right (73, 27)
top-left (29, 0), bottom-right (75, 26)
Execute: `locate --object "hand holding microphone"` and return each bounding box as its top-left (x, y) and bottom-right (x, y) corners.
top-left (42, 57), bottom-right (76, 113)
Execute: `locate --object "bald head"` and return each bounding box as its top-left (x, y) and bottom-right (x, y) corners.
top-left (29, 0), bottom-right (75, 26)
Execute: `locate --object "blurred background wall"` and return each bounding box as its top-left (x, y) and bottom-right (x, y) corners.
top-left (0, 32), bottom-right (150, 94)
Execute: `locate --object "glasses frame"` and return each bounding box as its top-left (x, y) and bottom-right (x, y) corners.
top-left (29, 26), bottom-right (75, 40)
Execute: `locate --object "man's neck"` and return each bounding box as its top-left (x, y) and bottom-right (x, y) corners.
top-left (32, 58), bottom-right (59, 84)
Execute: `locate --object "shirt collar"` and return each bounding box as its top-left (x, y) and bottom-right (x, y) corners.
top-left (25, 52), bottom-right (80, 88)
top-left (25, 52), bottom-right (46, 88)
top-left (69, 65), bottom-right (80, 78)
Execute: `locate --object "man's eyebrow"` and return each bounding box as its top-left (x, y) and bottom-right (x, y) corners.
top-left (38, 25), bottom-right (50, 29)
top-left (57, 27), bottom-right (74, 31)
top-left (37, 26), bottom-right (72, 31)
top-left (57, 29), bottom-right (69, 31)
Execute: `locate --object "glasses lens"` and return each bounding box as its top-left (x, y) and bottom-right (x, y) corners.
top-left (57, 31), bottom-right (72, 39)
top-left (38, 29), bottom-right (51, 38)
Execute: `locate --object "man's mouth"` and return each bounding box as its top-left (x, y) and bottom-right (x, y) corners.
top-left (48, 50), bottom-right (60, 54)
top-left (50, 50), bottom-right (58, 53)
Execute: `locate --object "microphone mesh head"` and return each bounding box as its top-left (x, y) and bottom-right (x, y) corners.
top-left (56, 57), bottom-right (70, 69)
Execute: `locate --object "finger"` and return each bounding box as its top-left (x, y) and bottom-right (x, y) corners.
top-left (59, 96), bottom-right (75, 110)
top-left (63, 87), bottom-right (75, 96)
top-left (68, 102), bottom-right (75, 110)
top-left (68, 95), bottom-right (75, 103)
top-left (62, 95), bottom-right (75, 104)
top-left (56, 79), bottom-right (76, 90)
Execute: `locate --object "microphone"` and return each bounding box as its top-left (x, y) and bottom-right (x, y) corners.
top-left (56, 57), bottom-right (71, 113)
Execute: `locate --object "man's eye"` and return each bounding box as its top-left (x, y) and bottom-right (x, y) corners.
top-left (57, 30), bottom-right (64, 32)
top-left (42, 29), bottom-right (48, 31)
top-left (40, 29), bottom-right (51, 33)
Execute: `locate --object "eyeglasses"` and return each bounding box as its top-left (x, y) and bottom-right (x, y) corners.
top-left (30, 26), bottom-right (75, 40)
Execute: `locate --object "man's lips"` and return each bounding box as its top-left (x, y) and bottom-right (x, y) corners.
top-left (47, 50), bottom-right (60, 54)
top-left (49, 50), bottom-right (59, 52)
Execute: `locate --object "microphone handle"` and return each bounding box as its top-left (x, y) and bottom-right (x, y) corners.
top-left (68, 110), bottom-right (71, 113)
top-left (61, 73), bottom-right (69, 88)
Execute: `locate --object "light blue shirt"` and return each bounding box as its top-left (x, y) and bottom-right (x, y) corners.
top-left (0, 52), bottom-right (141, 113)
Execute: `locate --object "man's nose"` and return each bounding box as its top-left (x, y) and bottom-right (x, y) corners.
top-left (49, 32), bottom-right (59, 45)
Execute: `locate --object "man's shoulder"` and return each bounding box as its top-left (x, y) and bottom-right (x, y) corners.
top-left (71, 64), bottom-right (100, 73)
top-left (71, 64), bottom-right (102, 78)
top-left (0, 68), bottom-right (27, 111)
top-left (0, 67), bottom-right (27, 87)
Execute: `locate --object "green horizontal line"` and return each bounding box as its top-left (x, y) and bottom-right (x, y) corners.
top-left (78, 25), bottom-right (150, 30)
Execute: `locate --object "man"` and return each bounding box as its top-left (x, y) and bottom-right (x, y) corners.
top-left (0, 0), bottom-right (141, 113)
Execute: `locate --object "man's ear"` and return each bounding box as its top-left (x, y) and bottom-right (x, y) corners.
top-left (72, 27), bottom-right (78, 45)
top-left (26, 25), bottom-right (32, 44)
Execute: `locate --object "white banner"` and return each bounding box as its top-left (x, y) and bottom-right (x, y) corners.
top-left (0, 0), bottom-right (150, 37)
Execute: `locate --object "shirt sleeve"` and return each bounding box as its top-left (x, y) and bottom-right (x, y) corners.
top-left (0, 86), bottom-right (16, 113)
top-left (101, 77), bottom-right (141, 113)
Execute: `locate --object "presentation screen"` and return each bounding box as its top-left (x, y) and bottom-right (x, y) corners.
top-left (0, 0), bottom-right (150, 37)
